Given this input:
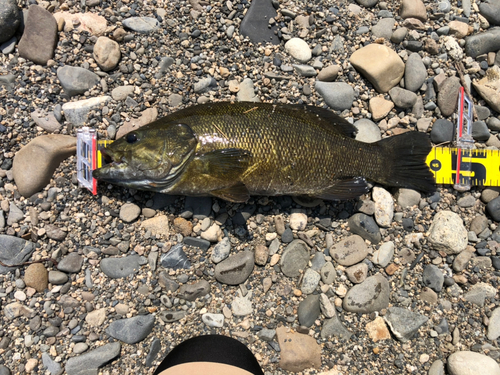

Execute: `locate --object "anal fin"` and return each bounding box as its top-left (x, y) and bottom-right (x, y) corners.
top-left (315, 177), bottom-right (369, 200)
top-left (210, 182), bottom-right (250, 203)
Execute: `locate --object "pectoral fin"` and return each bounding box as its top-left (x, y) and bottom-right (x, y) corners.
top-left (315, 177), bottom-right (369, 200)
top-left (210, 182), bottom-right (250, 202)
top-left (196, 148), bottom-right (252, 178)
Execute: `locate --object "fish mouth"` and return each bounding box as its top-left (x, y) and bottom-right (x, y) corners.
top-left (92, 148), bottom-right (129, 181)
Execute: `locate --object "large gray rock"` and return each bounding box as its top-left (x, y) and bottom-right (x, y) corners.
top-left (100, 255), bottom-right (142, 279)
top-left (465, 28), bottom-right (500, 58)
top-left (0, 235), bottom-right (35, 274)
top-left (18, 5), bottom-right (57, 65)
top-left (65, 342), bottom-right (121, 375)
top-left (479, 0), bottom-right (500, 26)
top-left (343, 274), bottom-right (390, 313)
top-left (384, 307), bottom-right (428, 341)
top-left (315, 82), bottom-right (354, 111)
top-left (280, 240), bottom-right (310, 277)
top-left (12, 135), bottom-right (76, 197)
top-left (106, 315), bottom-right (155, 344)
top-left (62, 96), bottom-right (111, 126)
top-left (0, 0), bottom-right (21, 44)
top-left (57, 66), bottom-right (100, 97)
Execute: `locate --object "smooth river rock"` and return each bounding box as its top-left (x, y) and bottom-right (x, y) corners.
top-left (343, 274), bottom-right (390, 313)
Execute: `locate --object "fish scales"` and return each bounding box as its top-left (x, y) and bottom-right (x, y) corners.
top-left (93, 101), bottom-right (435, 201)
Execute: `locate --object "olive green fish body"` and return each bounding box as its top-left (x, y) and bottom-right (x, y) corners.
top-left (93, 102), bottom-right (435, 202)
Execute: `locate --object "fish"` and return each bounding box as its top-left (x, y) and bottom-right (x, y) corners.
top-left (92, 101), bottom-right (435, 202)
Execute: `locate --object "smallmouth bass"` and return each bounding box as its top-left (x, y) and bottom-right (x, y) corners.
top-left (93, 102), bottom-right (435, 202)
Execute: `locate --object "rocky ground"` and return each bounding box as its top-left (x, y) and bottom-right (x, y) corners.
top-left (1, 0), bottom-right (500, 374)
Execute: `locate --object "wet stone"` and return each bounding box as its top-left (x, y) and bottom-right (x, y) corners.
top-left (383, 308), bottom-right (428, 343)
top-left (214, 251), bottom-right (254, 285)
top-left (280, 240), bottom-right (310, 277)
top-left (177, 280), bottom-right (210, 301)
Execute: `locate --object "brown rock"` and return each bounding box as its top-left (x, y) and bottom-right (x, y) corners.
top-left (400, 0), bottom-right (427, 22)
top-left (141, 215), bottom-right (169, 238)
top-left (385, 263), bottom-right (399, 275)
top-left (350, 44), bottom-right (404, 93)
top-left (366, 316), bottom-right (391, 342)
top-left (116, 107), bottom-right (158, 139)
top-left (437, 76), bottom-right (461, 116)
top-left (13, 135), bottom-right (77, 197)
top-left (113, 27), bottom-right (127, 42)
top-left (18, 5), bottom-right (57, 65)
top-left (24, 263), bottom-right (48, 292)
top-left (93, 36), bottom-right (121, 72)
top-left (173, 217), bottom-right (192, 236)
top-left (254, 244), bottom-right (269, 266)
top-left (53, 12), bottom-right (107, 35)
top-left (449, 20), bottom-right (470, 39)
top-left (276, 326), bottom-right (321, 372)
top-left (369, 96), bottom-right (394, 121)
top-left (317, 65), bottom-right (340, 82)
top-left (423, 38), bottom-right (440, 55)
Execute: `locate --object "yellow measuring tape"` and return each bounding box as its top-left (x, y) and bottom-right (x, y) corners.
top-left (426, 147), bottom-right (500, 187)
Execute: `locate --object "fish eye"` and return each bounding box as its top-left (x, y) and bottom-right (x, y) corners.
top-left (126, 133), bottom-right (138, 144)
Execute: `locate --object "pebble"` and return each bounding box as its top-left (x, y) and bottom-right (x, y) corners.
top-left (111, 86), bottom-right (134, 101)
top-left (276, 327), bottom-right (321, 372)
top-left (93, 36), bottom-right (121, 71)
top-left (42, 352), bottom-right (61, 374)
top-left (254, 244), bottom-right (269, 266)
top-left (330, 235), bottom-right (368, 266)
top-left (372, 241), bottom-right (394, 267)
top-left (280, 240), bottom-right (310, 277)
top-left (396, 188), bottom-right (421, 208)
top-left (315, 81), bottom-right (354, 111)
top-left (284, 38), bottom-right (311, 63)
top-left (178, 280), bottom-right (210, 301)
top-left (106, 314), bottom-right (155, 344)
top-left (320, 313), bottom-right (352, 340)
top-left (343, 274), bottom-right (390, 313)
top-left (24, 263), bottom-right (48, 292)
top-left (354, 119), bottom-right (381, 143)
top-left (141, 215), bottom-right (170, 238)
top-left (487, 196), bottom-right (500, 221)
top-left (232, 291), bottom-right (253, 316)
top-left (350, 44), bottom-right (404, 93)
top-left (437, 76), bottom-right (461, 116)
top-left (12, 135), bottom-right (76, 197)
top-left (348, 213), bottom-right (382, 244)
top-left (301, 268), bottom-right (321, 294)
top-left (239, 0), bottom-right (279, 45)
top-left (428, 211), bottom-right (468, 254)
top-left (372, 187), bottom-right (393, 227)
top-left (404, 53), bottom-right (427, 92)
top-left (389, 87), bottom-right (417, 109)
top-left (289, 212), bottom-right (307, 231)
top-left (0, 0), bottom-right (21, 44)
top-left (317, 65), bottom-right (340, 82)
top-left (447, 351), bottom-right (500, 375)
top-left (30, 109), bottom-right (61, 133)
top-left (57, 66), bottom-right (99, 97)
top-left (430, 119), bottom-right (454, 144)
top-left (18, 5), bottom-right (57, 65)
top-left (369, 96), bottom-right (394, 121)
top-left (214, 251), bottom-right (254, 285)
top-left (473, 66), bottom-right (500, 113)
top-left (384, 306), bottom-right (428, 341)
top-left (422, 264), bottom-right (444, 292)
top-left (119, 203), bottom-right (141, 223)
top-left (320, 261), bottom-right (336, 284)
top-left (366, 316), bottom-right (391, 342)
top-left (479, 0), bottom-right (500, 26)
top-left (372, 18), bottom-right (395, 40)
top-left (85, 308), bottom-right (106, 327)
top-left (122, 17), bottom-right (159, 33)
top-left (202, 313), bottom-right (224, 328)
top-left (62, 96), bottom-right (112, 125)
top-left (464, 282), bottom-right (496, 306)
top-left (57, 253), bottom-right (83, 273)
top-left (160, 244), bottom-right (191, 270)
top-left (0, 235), bottom-right (35, 274)
top-left (345, 262), bottom-right (368, 283)
top-left (298, 294), bottom-right (320, 327)
top-left (100, 255), bottom-right (141, 278)
top-left (65, 342), bottom-right (121, 375)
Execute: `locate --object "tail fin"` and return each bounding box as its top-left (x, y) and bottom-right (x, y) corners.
top-left (376, 132), bottom-right (436, 193)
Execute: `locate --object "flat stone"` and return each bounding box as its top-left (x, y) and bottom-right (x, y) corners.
top-left (317, 65), bottom-right (340, 82)
top-left (239, 0), bottom-right (279, 45)
top-left (106, 315), bottom-right (155, 344)
top-left (369, 96), bottom-right (394, 121)
top-left (30, 109), bottom-right (61, 133)
top-left (202, 313), bottom-right (224, 328)
top-left (160, 310), bottom-right (186, 323)
top-left (48, 270), bottom-right (68, 285)
top-left (214, 251), bottom-right (254, 285)
top-left (320, 261), bottom-right (336, 284)
top-left (280, 240), bottom-right (310, 277)
top-left (93, 36), bottom-right (120, 72)
top-left (321, 313), bottom-right (353, 340)
top-left (0, 235), bottom-right (36, 274)
top-left (315, 81), bottom-right (354, 111)
top-left (428, 211), bottom-right (468, 255)
top-left (372, 18), bottom-right (395, 40)
top-left (319, 293), bottom-right (336, 318)
top-left (372, 241), bottom-right (394, 268)
top-left (232, 290), bottom-right (253, 316)
top-left (178, 280), bottom-right (210, 301)
top-left (111, 86), bottom-right (134, 101)
top-left (54, 12), bottom-right (107, 35)
top-left (4, 302), bottom-right (33, 319)
top-left (422, 264), bottom-right (444, 292)
top-left (57, 66), bottom-right (100, 97)
top-left (345, 262), bottom-right (368, 284)
top-left (119, 203), bottom-right (140, 223)
top-left (430, 119), bottom-right (454, 144)
top-left (85, 308), bottom-right (106, 327)
top-left (354, 119), bottom-right (382, 143)
top-left (145, 338), bottom-right (161, 367)
top-left (122, 17), bottom-right (159, 33)
top-left (276, 326), bottom-right (321, 372)
top-left (437, 76), bottom-right (461, 116)
top-left (160, 243), bottom-right (191, 270)
top-left (141, 215), bottom-right (169, 238)
top-left (464, 282), bottom-right (496, 306)
top-left (350, 44), bottom-right (404, 93)
top-left (465, 29), bottom-right (500, 59)
top-left (57, 253), bottom-right (83, 273)
top-left (400, 0), bottom-right (427, 21)
top-left (447, 351), bottom-right (500, 375)
top-left (395, 188), bottom-right (421, 207)
top-left (343, 274), bottom-right (390, 313)
top-left (100, 255), bottom-right (141, 279)
top-left (301, 268), bottom-right (321, 294)
top-left (366, 316), bottom-right (391, 342)
top-left (487, 307), bottom-right (500, 341)
top-left (384, 306), bottom-right (428, 341)
top-left (18, 5), bottom-right (57, 65)
top-left (330, 235), bottom-right (368, 266)
top-left (473, 66), bottom-right (500, 113)
top-left (236, 78), bottom-right (259, 102)
top-left (372, 186), bottom-right (394, 227)
top-left (13, 135), bottom-right (76, 197)
top-left (480, 0), bottom-right (500, 26)
top-left (62, 96), bottom-right (111, 126)
top-left (65, 342), bottom-right (121, 375)
top-left (348, 213), bottom-right (382, 244)
top-left (42, 352), bottom-right (62, 374)
top-left (24, 263), bottom-right (48, 292)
